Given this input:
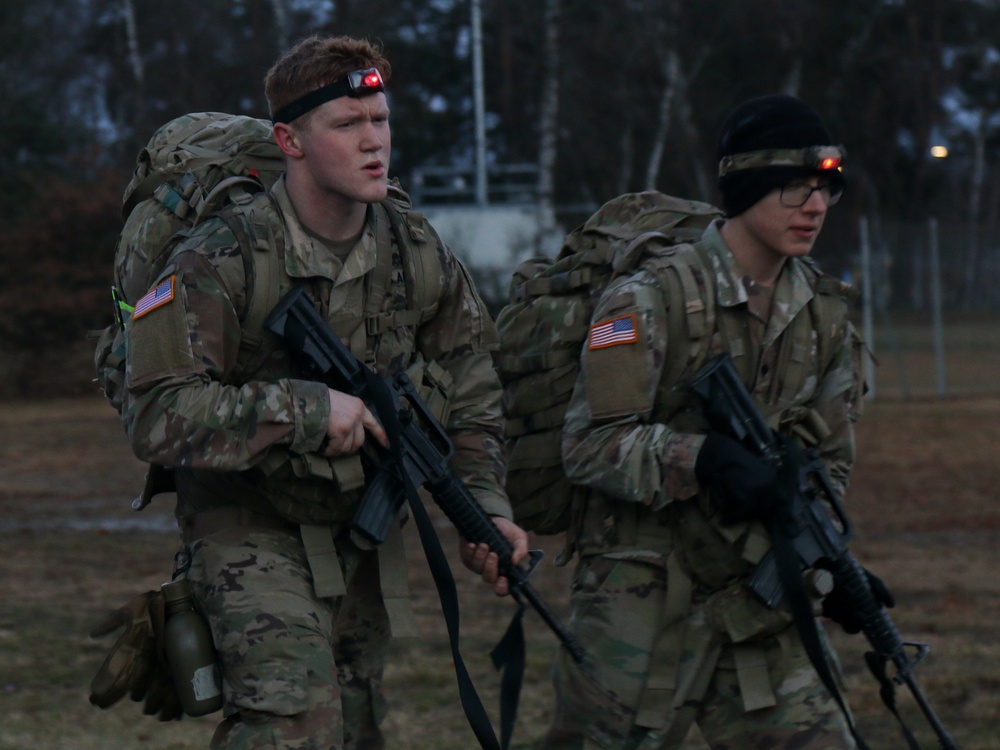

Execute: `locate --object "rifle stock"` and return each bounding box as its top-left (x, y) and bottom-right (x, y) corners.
top-left (689, 353), bottom-right (957, 750)
top-left (264, 286), bottom-right (585, 664)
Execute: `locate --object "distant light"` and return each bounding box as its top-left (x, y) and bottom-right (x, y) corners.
top-left (930, 145), bottom-right (949, 158)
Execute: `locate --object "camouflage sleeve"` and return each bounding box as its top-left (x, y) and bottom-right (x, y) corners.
top-left (810, 319), bottom-right (864, 496)
top-left (122, 223), bottom-right (329, 470)
top-left (561, 269), bottom-right (705, 509)
top-left (416, 235), bottom-right (510, 519)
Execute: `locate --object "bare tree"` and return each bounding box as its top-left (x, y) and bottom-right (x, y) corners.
top-left (644, 47), bottom-right (680, 191)
top-left (123, 0), bottom-right (144, 86)
top-left (536, 0), bottom-right (560, 247)
top-left (268, 0), bottom-right (290, 53)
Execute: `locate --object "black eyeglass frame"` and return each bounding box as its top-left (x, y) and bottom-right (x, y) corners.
top-left (778, 181), bottom-right (844, 208)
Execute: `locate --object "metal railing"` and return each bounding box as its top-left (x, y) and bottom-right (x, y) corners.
top-left (409, 163), bottom-right (539, 206)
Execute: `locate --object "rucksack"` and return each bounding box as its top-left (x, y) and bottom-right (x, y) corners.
top-left (92, 112), bottom-right (285, 412)
top-left (495, 192), bottom-right (723, 544)
top-left (92, 112), bottom-right (441, 416)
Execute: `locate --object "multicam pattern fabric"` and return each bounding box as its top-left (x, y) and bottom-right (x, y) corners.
top-left (496, 192), bottom-right (722, 537)
top-left (94, 113), bottom-right (286, 414)
top-left (186, 528), bottom-right (389, 750)
top-left (123, 175), bottom-right (510, 523)
top-left (121, 174), bottom-right (511, 748)
top-left (717, 145), bottom-right (846, 178)
top-left (540, 219), bottom-right (864, 749)
top-left (540, 556), bottom-right (857, 750)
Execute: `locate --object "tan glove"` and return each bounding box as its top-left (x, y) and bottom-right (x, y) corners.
top-left (88, 589), bottom-right (183, 721)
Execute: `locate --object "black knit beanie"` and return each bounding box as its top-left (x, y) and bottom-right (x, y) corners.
top-left (716, 94), bottom-right (844, 217)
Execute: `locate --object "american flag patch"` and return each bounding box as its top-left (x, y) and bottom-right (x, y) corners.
top-left (132, 276), bottom-right (175, 320)
top-left (588, 313), bottom-right (638, 349)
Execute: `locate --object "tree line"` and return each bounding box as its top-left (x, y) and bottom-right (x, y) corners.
top-left (1, 0), bottom-right (998, 396)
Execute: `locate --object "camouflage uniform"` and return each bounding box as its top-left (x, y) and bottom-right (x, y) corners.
top-left (123, 175), bottom-right (510, 749)
top-left (539, 219), bottom-right (863, 749)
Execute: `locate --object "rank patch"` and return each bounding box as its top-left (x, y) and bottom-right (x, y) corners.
top-left (132, 276), bottom-right (175, 320)
top-left (588, 313), bottom-right (638, 349)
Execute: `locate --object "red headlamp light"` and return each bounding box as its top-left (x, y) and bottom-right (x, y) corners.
top-left (272, 68), bottom-right (385, 124)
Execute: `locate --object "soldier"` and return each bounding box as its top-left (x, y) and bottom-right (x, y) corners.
top-left (120, 34), bottom-right (528, 749)
top-left (538, 94), bottom-right (891, 748)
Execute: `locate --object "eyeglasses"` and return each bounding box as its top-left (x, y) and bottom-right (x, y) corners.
top-left (779, 182), bottom-right (844, 208)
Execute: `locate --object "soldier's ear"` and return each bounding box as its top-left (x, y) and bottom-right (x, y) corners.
top-left (273, 123), bottom-right (304, 159)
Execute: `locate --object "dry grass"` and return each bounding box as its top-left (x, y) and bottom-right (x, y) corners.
top-left (2, 381), bottom-right (998, 748)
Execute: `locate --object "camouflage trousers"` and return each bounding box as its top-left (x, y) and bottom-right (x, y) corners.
top-left (538, 554), bottom-right (855, 750)
top-left (185, 527), bottom-right (390, 750)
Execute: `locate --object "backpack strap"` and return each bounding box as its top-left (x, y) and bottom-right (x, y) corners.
top-left (358, 202), bottom-right (410, 345)
top-left (333, 202), bottom-right (398, 361)
top-left (221, 192), bottom-right (445, 384)
top-left (769, 267), bottom-right (852, 412)
top-left (643, 243), bottom-right (717, 417)
top-left (365, 200), bottom-right (442, 338)
top-left (218, 192), bottom-right (287, 385)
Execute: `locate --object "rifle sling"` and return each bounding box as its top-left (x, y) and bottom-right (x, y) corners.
top-left (362, 359), bottom-right (519, 750)
top-left (774, 526), bottom-right (923, 749)
top-left (864, 651), bottom-right (923, 749)
top-left (770, 523), bottom-right (873, 750)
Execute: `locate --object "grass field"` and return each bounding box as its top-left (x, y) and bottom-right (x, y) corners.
top-left (2, 334), bottom-right (998, 748)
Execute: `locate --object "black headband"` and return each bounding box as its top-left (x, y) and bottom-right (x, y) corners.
top-left (272, 68), bottom-right (385, 124)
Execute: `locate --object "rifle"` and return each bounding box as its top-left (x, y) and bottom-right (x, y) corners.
top-left (263, 285), bottom-right (585, 665)
top-left (689, 353), bottom-right (957, 750)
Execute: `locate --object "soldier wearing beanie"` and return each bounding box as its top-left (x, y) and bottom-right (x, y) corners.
top-left (540, 95), bottom-right (885, 749)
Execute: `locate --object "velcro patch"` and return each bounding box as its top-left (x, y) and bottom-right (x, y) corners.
top-left (132, 276), bottom-right (175, 320)
top-left (588, 313), bottom-right (638, 349)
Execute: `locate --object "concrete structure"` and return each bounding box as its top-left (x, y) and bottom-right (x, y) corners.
top-left (422, 204), bottom-right (565, 276)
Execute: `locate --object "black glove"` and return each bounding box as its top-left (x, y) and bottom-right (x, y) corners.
top-left (695, 431), bottom-right (780, 525)
top-left (821, 567), bottom-right (896, 635)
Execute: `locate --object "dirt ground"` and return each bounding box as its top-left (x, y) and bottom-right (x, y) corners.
top-left (1, 392), bottom-right (998, 749)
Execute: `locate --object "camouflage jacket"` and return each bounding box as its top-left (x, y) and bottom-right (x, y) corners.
top-left (122, 176), bottom-right (510, 525)
top-left (561, 219), bottom-right (863, 569)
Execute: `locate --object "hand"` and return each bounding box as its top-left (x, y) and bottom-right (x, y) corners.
top-left (321, 389), bottom-right (389, 457)
top-left (458, 516), bottom-right (529, 597)
top-left (821, 566), bottom-right (896, 634)
top-left (695, 431), bottom-right (779, 524)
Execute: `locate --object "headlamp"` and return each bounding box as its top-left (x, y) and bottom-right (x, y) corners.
top-left (272, 67), bottom-right (385, 124)
top-left (718, 145), bottom-right (846, 178)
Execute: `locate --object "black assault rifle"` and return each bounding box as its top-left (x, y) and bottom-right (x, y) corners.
top-left (264, 285), bottom-right (585, 665)
top-left (689, 354), bottom-right (957, 750)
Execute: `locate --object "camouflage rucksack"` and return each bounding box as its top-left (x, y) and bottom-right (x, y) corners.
top-left (495, 192), bottom-right (723, 545)
top-left (93, 112), bottom-right (285, 412)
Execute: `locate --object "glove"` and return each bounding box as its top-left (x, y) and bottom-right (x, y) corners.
top-left (821, 567), bottom-right (896, 634)
top-left (89, 589), bottom-right (183, 721)
top-left (695, 431), bottom-right (779, 525)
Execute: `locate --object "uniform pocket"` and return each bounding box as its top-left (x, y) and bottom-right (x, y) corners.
top-left (224, 659), bottom-right (311, 716)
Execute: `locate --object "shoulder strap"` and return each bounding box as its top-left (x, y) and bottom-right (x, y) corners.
top-left (365, 199), bottom-right (443, 338)
top-left (219, 192), bottom-right (287, 385)
top-left (770, 266), bottom-right (851, 409)
top-left (362, 202), bottom-right (418, 340)
top-left (219, 193), bottom-right (446, 385)
top-left (646, 244), bottom-right (717, 411)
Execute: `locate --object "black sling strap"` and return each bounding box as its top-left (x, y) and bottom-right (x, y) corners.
top-left (770, 524), bottom-right (874, 750)
top-left (363, 360), bottom-right (524, 750)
